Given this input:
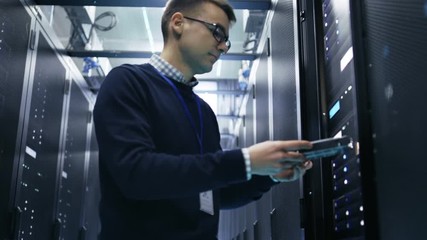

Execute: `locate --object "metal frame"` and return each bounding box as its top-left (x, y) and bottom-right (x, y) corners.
top-left (66, 50), bottom-right (259, 61)
top-left (33, 0), bottom-right (272, 10)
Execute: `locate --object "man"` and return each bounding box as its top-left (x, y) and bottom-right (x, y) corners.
top-left (93, 0), bottom-right (313, 239)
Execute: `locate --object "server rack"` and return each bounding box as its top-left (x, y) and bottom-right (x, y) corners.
top-left (320, 0), bottom-right (365, 239)
top-left (301, 0), bottom-right (427, 239)
top-left (0, 1), bottom-right (100, 239)
top-left (221, 0), bottom-right (306, 239)
top-left (14, 23), bottom-right (69, 240)
top-left (254, 36), bottom-right (273, 240)
top-left (56, 80), bottom-right (91, 240)
top-left (301, 0), bottom-right (368, 239)
top-left (0, 1), bottom-right (34, 238)
top-left (269, 1), bottom-right (304, 240)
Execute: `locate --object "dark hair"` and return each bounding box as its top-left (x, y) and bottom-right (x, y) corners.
top-left (161, 0), bottom-right (236, 42)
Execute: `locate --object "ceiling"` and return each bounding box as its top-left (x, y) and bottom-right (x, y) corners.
top-left (34, 0), bottom-right (272, 9)
top-left (38, 0), bottom-right (269, 79)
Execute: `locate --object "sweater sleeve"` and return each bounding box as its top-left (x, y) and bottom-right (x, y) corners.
top-left (219, 176), bottom-right (278, 209)
top-left (93, 66), bottom-right (248, 200)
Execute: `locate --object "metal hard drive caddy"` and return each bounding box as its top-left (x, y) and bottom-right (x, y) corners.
top-left (300, 136), bottom-right (352, 159)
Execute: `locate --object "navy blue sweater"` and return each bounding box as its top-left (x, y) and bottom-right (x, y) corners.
top-left (93, 64), bottom-right (276, 239)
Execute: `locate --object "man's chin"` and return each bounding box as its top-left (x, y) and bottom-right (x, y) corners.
top-left (196, 65), bottom-right (213, 75)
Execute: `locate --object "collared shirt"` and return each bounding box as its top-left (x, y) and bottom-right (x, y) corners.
top-left (149, 54), bottom-right (199, 87)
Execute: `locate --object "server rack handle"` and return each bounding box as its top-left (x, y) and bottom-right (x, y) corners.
top-left (79, 226), bottom-right (87, 240)
top-left (53, 218), bottom-right (62, 240)
top-left (11, 206), bottom-right (22, 240)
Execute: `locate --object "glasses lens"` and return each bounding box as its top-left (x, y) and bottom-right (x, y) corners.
top-left (213, 27), bottom-right (225, 41)
top-left (213, 27), bottom-right (230, 49)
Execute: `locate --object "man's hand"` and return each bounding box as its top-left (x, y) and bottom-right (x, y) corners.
top-left (248, 140), bottom-right (312, 176)
top-left (271, 160), bottom-right (313, 182)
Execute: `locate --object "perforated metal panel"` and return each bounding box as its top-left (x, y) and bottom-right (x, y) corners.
top-left (361, 0), bottom-right (427, 239)
top-left (271, 0), bottom-right (299, 141)
top-left (255, 43), bottom-right (269, 143)
top-left (269, 0), bottom-right (302, 239)
top-left (253, 42), bottom-right (272, 240)
top-left (245, 95), bottom-right (255, 147)
top-left (16, 32), bottom-right (66, 240)
top-left (57, 81), bottom-right (89, 240)
top-left (0, 1), bottom-right (32, 238)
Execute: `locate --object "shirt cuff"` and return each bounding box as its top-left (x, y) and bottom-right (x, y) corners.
top-left (269, 175), bottom-right (280, 182)
top-left (241, 148), bottom-right (252, 181)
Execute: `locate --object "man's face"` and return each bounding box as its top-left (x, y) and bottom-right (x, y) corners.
top-left (179, 2), bottom-right (231, 75)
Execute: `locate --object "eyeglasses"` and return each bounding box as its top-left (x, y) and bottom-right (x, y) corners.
top-left (183, 16), bottom-right (231, 51)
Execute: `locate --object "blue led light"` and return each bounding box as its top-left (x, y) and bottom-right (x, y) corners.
top-left (329, 101), bottom-right (341, 119)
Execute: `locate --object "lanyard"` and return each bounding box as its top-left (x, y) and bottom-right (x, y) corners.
top-left (152, 67), bottom-right (204, 154)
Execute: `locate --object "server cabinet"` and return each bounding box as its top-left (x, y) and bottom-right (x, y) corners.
top-left (269, 0), bottom-right (303, 239)
top-left (0, 1), bottom-right (33, 238)
top-left (301, 0), bottom-right (367, 239)
top-left (298, 0), bottom-right (328, 238)
top-left (218, 87), bottom-right (256, 240)
top-left (1, 2), bottom-right (99, 239)
top-left (355, 1), bottom-right (427, 239)
top-left (226, 0), bottom-right (305, 238)
top-left (14, 23), bottom-right (68, 239)
top-left (270, 0), bottom-right (301, 142)
top-left (253, 40), bottom-right (273, 240)
top-left (301, 0), bottom-right (427, 239)
top-left (56, 80), bottom-right (90, 240)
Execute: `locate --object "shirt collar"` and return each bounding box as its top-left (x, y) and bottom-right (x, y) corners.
top-left (149, 54), bottom-right (199, 87)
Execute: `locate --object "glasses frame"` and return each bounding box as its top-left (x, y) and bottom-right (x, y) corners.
top-left (183, 16), bottom-right (231, 51)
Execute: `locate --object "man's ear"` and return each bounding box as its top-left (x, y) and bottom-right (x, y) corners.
top-left (170, 12), bottom-right (185, 36)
